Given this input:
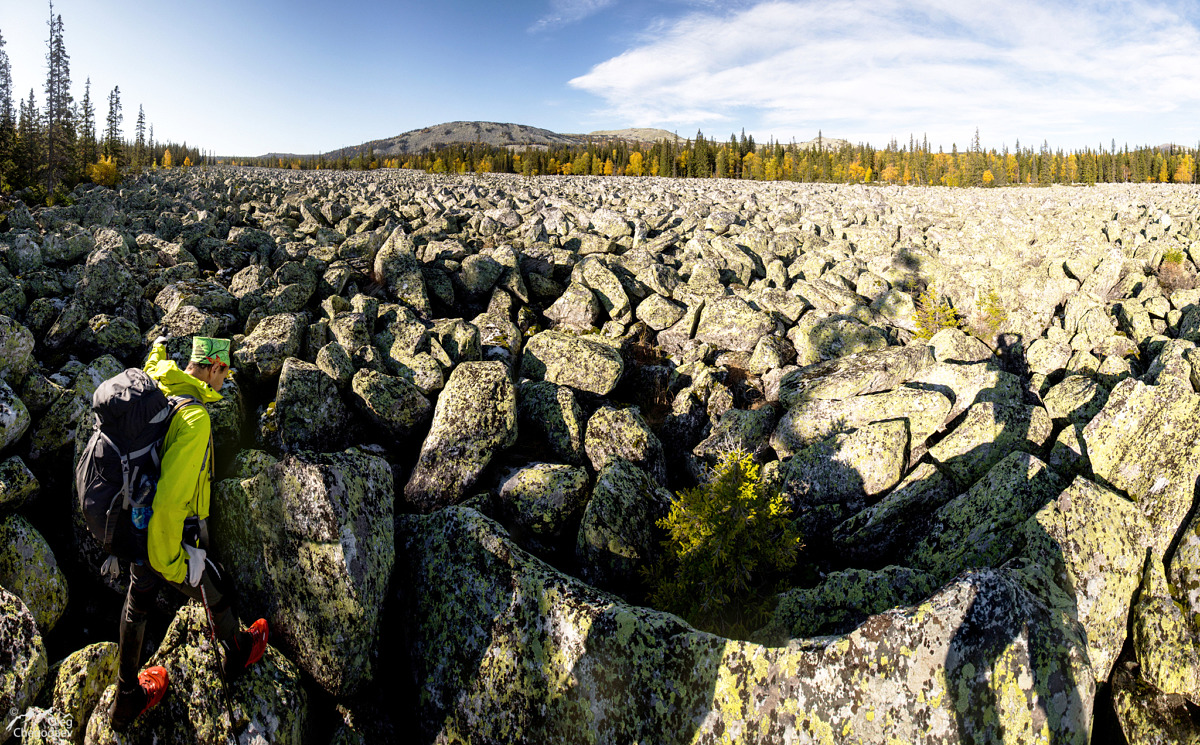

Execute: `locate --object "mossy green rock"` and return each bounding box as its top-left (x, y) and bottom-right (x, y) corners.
top-left (517, 380), bottom-right (586, 465)
top-left (758, 566), bottom-right (938, 642)
top-left (430, 318), bottom-right (482, 366)
top-left (635, 293), bottom-right (685, 331)
top-left (75, 247), bottom-right (137, 314)
top-left (0, 379), bottom-right (30, 454)
top-left (521, 330), bottom-right (625, 396)
top-left (1166, 506), bottom-right (1200, 645)
top-left (349, 368), bottom-right (431, 441)
top-left (0, 456), bottom-right (37, 514)
top-left (373, 226), bottom-right (431, 318)
top-left (499, 463), bottom-right (591, 546)
top-left (233, 312), bottom-right (305, 382)
top-left (1131, 553), bottom-right (1200, 700)
top-left (0, 586), bottom-right (47, 745)
top-left (85, 605), bottom-right (307, 744)
top-left (272, 357), bottom-right (349, 453)
top-left (927, 402), bottom-right (1053, 489)
top-left (154, 278), bottom-right (238, 316)
top-left (30, 641), bottom-right (116, 744)
top-left (771, 386), bottom-right (949, 457)
top-left (0, 515), bottom-right (68, 634)
top-left (405, 361), bottom-right (516, 512)
top-left (776, 343), bottom-right (935, 404)
top-left (398, 506), bottom-right (1095, 744)
top-left (804, 314), bottom-right (889, 362)
top-left (831, 461), bottom-right (957, 562)
top-left (0, 315), bottom-right (35, 385)
top-left (695, 296), bottom-right (774, 353)
top-left (583, 406), bottom-right (666, 487)
top-left (1083, 376), bottom-right (1200, 560)
top-left (926, 327), bottom-right (994, 363)
top-left (212, 449), bottom-right (393, 697)
top-left (1110, 661), bottom-right (1200, 745)
top-left (1013, 475), bottom-right (1150, 682)
top-left (905, 452), bottom-right (1064, 584)
top-left (576, 457), bottom-right (672, 592)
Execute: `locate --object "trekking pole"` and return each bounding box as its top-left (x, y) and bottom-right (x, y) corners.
top-left (198, 582), bottom-right (237, 729)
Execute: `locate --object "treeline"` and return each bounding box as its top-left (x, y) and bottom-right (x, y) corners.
top-left (231, 129), bottom-right (1200, 187)
top-left (0, 4), bottom-right (211, 203)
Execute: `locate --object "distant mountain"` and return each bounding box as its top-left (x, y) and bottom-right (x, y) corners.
top-left (794, 135), bottom-right (852, 152)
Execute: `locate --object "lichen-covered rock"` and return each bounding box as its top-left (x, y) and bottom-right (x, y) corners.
top-left (576, 457), bottom-right (672, 591)
top-left (34, 355), bottom-right (123, 462)
top-left (517, 380), bottom-right (586, 465)
top-left (373, 225), bottom-right (431, 318)
top-left (758, 566), bottom-right (938, 642)
top-left (0, 379), bottom-right (30, 454)
top-left (405, 361), bottom-right (517, 512)
top-left (776, 343), bottom-right (935, 404)
top-left (1131, 553), bottom-right (1200, 700)
top-left (212, 449), bottom-right (393, 698)
top-left (1084, 377), bottom-right (1200, 560)
top-left (398, 506), bottom-right (1095, 744)
top-left (694, 296), bottom-right (774, 352)
top-left (0, 515), bottom-right (68, 634)
top-left (1042, 375), bottom-right (1109, 425)
top-left (31, 641), bottom-right (116, 745)
top-left (1026, 338), bottom-right (1073, 376)
top-left (907, 360), bottom-right (1023, 423)
top-left (583, 406), bottom-right (666, 486)
top-left (154, 278), bottom-right (238, 316)
top-left (0, 456), bottom-right (37, 514)
top-left (831, 461), bottom-right (957, 561)
top-left (926, 327), bottom-right (994, 363)
top-left (928, 401), bottom-right (1053, 489)
top-left (271, 357), bottom-right (349, 453)
top-left (1110, 660), bottom-right (1200, 745)
top-left (0, 586), bottom-right (47, 745)
top-left (430, 317), bottom-right (482, 366)
top-left (235, 312), bottom-right (306, 382)
top-left (693, 407), bottom-right (777, 464)
top-left (316, 340), bottom-right (355, 388)
top-left (85, 605), bottom-right (307, 744)
top-left (0, 315), bottom-right (35, 385)
top-left (349, 368), bottom-right (431, 441)
top-left (521, 330), bottom-right (624, 396)
top-left (905, 453), bottom-right (1064, 583)
top-left (771, 386), bottom-right (950, 456)
top-left (1013, 475), bottom-right (1150, 682)
top-left (635, 293), bottom-right (685, 331)
top-left (498, 463), bottom-right (591, 547)
top-left (802, 314), bottom-right (889, 362)
top-left (75, 247), bottom-right (137, 314)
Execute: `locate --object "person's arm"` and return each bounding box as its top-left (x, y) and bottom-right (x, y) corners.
top-left (146, 406), bottom-right (210, 583)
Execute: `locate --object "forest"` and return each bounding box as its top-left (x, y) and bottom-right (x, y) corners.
top-left (229, 129), bottom-right (1200, 188)
top-left (0, 6), bottom-right (211, 204)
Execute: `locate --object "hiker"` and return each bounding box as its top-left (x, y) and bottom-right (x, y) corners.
top-left (110, 336), bottom-right (269, 730)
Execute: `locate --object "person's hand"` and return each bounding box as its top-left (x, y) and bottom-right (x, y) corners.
top-left (153, 335), bottom-right (168, 346)
top-left (183, 543), bottom-right (206, 587)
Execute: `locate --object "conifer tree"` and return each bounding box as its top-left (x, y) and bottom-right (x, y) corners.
top-left (134, 105), bottom-right (146, 169)
top-left (44, 4), bottom-right (75, 189)
top-left (16, 90), bottom-right (42, 188)
top-left (76, 78), bottom-right (96, 173)
top-left (103, 85), bottom-right (122, 165)
top-left (0, 29), bottom-right (15, 190)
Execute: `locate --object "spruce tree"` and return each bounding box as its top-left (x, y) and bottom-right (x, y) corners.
top-left (17, 91), bottom-right (42, 189)
top-left (134, 105), bottom-right (146, 169)
top-left (103, 85), bottom-right (122, 165)
top-left (44, 3), bottom-right (75, 189)
top-left (0, 29), bottom-right (15, 190)
top-left (76, 78), bottom-right (96, 174)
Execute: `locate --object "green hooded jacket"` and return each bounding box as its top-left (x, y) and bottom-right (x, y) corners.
top-left (143, 343), bottom-right (223, 583)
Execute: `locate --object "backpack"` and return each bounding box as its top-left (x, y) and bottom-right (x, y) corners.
top-left (75, 368), bottom-right (202, 564)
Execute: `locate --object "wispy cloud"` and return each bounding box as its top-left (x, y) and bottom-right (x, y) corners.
top-left (569, 0), bottom-right (1200, 147)
top-left (530, 0), bottom-right (618, 33)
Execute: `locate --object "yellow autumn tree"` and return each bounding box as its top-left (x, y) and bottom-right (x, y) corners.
top-left (162, 149), bottom-right (173, 168)
top-left (1174, 155), bottom-right (1195, 184)
top-left (627, 151), bottom-right (644, 176)
top-left (183, 156), bottom-right (193, 168)
top-left (88, 155), bottom-right (120, 187)
top-left (604, 158), bottom-right (614, 176)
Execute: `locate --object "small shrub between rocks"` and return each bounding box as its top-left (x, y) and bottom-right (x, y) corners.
top-left (912, 285), bottom-right (962, 341)
top-left (1157, 249), bottom-right (1196, 292)
top-left (644, 450), bottom-right (801, 639)
top-left (970, 287), bottom-right (1008, 343)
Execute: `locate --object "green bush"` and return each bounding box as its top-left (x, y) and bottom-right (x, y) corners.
top-left (912, 285), bottom-right (962, 341)
top-left (973, 287), bottom-right (1008, 341)
top-left (644, 450), bottom-right (801, 638)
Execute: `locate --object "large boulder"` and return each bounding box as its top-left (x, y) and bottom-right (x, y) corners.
top-left (405, 361), bottom-right (517, 512)
top-left (771, 386), bottom-right (950, 457)
top-left (212, 449), bottom-right (394, 697)
top-left (1131, 553), bottom-right (1200, 700)
top-left (0, 515), bottom-right (68, 634)
top-left (576, 458), bottom-right (673, 591)
top-left (927, 402), bottom-right (1053, 489)
top-left (373, 226), bottom-right (431, 318)
top-left (544, 282), bottom-right (602, 330)
top-left (498, 463), bottom-right (591, 548)
top-left (694, 296), bottom-right (774, 353)
top-left (0, 456), bottom-right (38, 514)
top-left (234, 312), bottom-right (306, 382)
top-left (521, 331), bottom-right (624, 396)
top-left (0, 379), bottom-right (30, 454)
top-left (776, 344), bottom-right (936, 404)
top-left (398, 506), bottom-right (1095, 744)
top-left (831, 461), bottom-right (957, 562)
top-left (349, 368), bottom-right (432, 441)
top-left (0, 315), bottom-right (35, 384)
top-left (271, 357), bottom-right (350, 453)
top-left (86, 605), bottom-right (307, 744)
top-left (0, 587), bottom-right (48, 745)
top-left (583, 406), bottom-right (667, 486)
top-left (1083, 377), bottom-right (1200, 560)
top-left (30, 642), bottom-right (117, 745)
top-left (517, 380), bottom-right (586, 465)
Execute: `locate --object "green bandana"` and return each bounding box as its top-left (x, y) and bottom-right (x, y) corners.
top-left (190, 336), bottom-right (231, 366)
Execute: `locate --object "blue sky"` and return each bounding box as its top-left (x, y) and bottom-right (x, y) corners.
top-left (2, 0), bottom-right (1199, 156)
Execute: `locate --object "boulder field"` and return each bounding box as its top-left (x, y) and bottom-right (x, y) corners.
top-left (2, 169), bottom-right (1200, 743)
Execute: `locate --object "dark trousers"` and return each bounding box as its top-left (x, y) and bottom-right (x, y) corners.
top-left (117, 558), bottom-right (239, 688)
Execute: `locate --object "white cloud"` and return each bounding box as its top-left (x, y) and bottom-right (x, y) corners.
top-left (569, 0), bottom-right (1200, 147)
top-left (530, 0), bottom-right (618, 32)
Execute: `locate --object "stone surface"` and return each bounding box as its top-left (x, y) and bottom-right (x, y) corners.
top-left (234, 312), bottom-right (306, 382)
top-left (521, 330), bottom-right (624, 396)
top-left (0, 379), bottom-right (30, 454)
top-left (405, 361), bottom-right (517, 511)
top-left (771, 386), bottom-right (950, 457)
top-left (498, 463), bottom-right (591, 545)
top-left (927, 401), bottom-right (1053, 488)
top-left (0, 586), bottom-right (47, 745)
top-left (0, 515), bottom-right (68, 634)
top-left (271, 357), bottom-right (350, 453)
top-left (576, 458), bottom-right (673, 591)
top-left (349, 368), bottom-right (432, 441)
top-left (583, 405), bottom-right (667, 486)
